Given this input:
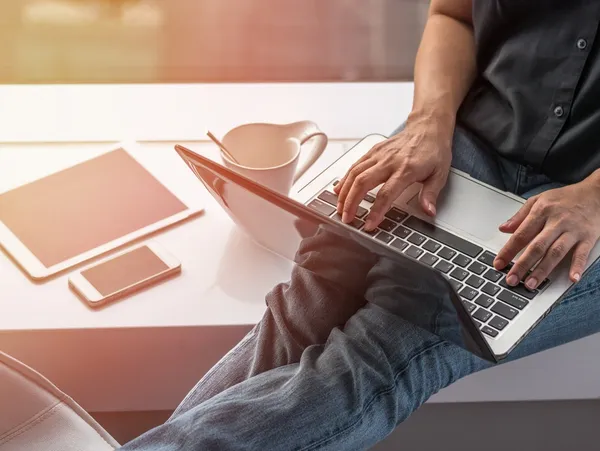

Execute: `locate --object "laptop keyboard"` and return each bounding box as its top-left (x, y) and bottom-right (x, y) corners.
top-left (307, 184), bottom-right (551, 340)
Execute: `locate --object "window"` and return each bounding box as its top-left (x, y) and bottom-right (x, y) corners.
top-left (1, 0), bottom-right (427, 83)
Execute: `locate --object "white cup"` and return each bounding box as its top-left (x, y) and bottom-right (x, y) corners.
top-left (219, 121), bottom-right (328, 195)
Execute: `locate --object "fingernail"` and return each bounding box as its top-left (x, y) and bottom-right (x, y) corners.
top-left (365, 219), bottom-right (374, 230)
top-left (507, 275), bottom-right (518, 286)
top-left (573, 273), bottom-right (581, 282)
top-left (494, 258), bottom-right (505, 269)
top-left (342, 212), bottom-right (349, 223)
top-left (526, 277), bottom-right (538, 290)
top-left (502, 219), bottom-right (511, 228)
top-left (428, 203), bottom-right (436, 215)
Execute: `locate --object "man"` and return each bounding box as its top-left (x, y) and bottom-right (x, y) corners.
top-left (122, 1), bottom-right (600, 449)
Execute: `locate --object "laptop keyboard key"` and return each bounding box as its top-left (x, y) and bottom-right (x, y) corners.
top-left (450, 267), bottom-right (469, 281)
top-left (481, 326), bottom-right (499, 338)
top-left (538, 278), bottom-right (550, 290)
top-left (390, 239), bottom-right (408, 251)
top-left (385, 208), bottom-right (407, 223)
top-left (466, 274), bottom-right (485, 289)
top-left (350, 218), bottom-right (365, 229)
top-left (355, 205), bottom-right (368, 219)
top-left (434, 260), bottom-right (454, 274)
top-left (449, 279), bottom-right (463, 292)
top-left (423, 240), bottom-right (442, 253)
top-left (375, 231), bottom-right (394, 244)
top-left (332, 214), bottom-right (363, 229)
top-left (491, 302), bottom-right (518, 320)
top-left (482, 282), bottom-right (501, 297)
top-left (498, 262), bottom-right (514, 274)
top-left (468, 262), bottom-right (487, 275)
top-left (438, 247), bottom-right (457, 260)
top-left (488, 316), bottom-right (508, 330)
top-left (459, 287), bottom-right (478, 300)
top-left (364, 193), bottom-right (376, 203)
top-left (308, 199), bottom-right (336, 216)
top-left (407, 233), bottom-right (426, 246)
top-left (363, 228), bottom-right (379, 237)
top-left (419, 252), bottom-right (439, 267)
top-left (378, 218), bottom-right (397, 232)
top-left (498, 279), bottom-right (539, 300)
top-left (473, 320), bottom-right (483, 329)
top-left (453, 254), bottom-right (472, 268)
top-left (403, 216), bottom-right (484, 257)
top-left (478, 251), bottom-right (497, 267)
top-left (462, 300), bottom-right (477, 313)
top-left (472, 308), bottom-right (492, 323)
top-left (404, 246), bottom-right (424, 260)
top-left (392, 225), bottom-right (412, 239)
top-left (497, 290), bottom-right (529, 310)
top-left (483, 269), bottom-right (503, 282)
top-left (317, 190), bottom-right (338, 206)
top-left (474, 294), bottom-right (494, 308)
top-left (489, 316), bottom-right (509, 331)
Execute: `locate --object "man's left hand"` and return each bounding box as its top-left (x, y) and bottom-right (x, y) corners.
top-left (494, 175), bottom-right (600, 289)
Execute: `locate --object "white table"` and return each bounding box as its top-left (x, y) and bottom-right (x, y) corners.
top-left (1, 83), bottom-right (599, 413)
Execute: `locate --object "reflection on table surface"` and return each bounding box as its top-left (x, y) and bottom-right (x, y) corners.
top-left (0, 0), bottom-right (428, 84)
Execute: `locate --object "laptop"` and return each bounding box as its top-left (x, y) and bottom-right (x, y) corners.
top-left (175, 135), bottom-right (600, 362)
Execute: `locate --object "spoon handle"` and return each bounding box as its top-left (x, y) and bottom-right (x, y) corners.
top-left (207, 131), bottom-right (239, 164)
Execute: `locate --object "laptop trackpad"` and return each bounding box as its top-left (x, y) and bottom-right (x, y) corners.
top-left (407, 173), bottom-right (522, 243)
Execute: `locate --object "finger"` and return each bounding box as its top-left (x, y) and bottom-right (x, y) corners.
top-left (521, 233), bottom-right (576, 289)
top-left (334, 152), bottom-right (371, 194)
top-left (341, 166), bottom-right (387, 224)
top-left (336, 159), bottom-right (376, 215)
top-left (366, 174), bottom-right (415, 230)
top-left (495, 213), bottom-right (545, 271)
top-left (418, 169), bottom-right (449, 216)
top-left (335, 155), bottom-right (372, 197)
top-left (505, 226), bottom-right (563, 286)
top-left (499, 196), bottom-right (538, 233)
top-left (569, 240), bottom-right (594, 283)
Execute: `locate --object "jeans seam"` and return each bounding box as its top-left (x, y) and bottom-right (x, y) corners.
top-left (299, 339), bottom-right (447, 451)
top-left (558, 284), bottom-right (600, 307)
top-left (171, 326), bottom-right (259, 417)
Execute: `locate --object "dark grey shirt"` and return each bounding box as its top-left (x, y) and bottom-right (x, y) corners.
top-left (457, 0), bottom-right (600, 184)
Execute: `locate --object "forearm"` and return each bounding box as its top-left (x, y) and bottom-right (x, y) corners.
top-left (582, 167), bottom-right (600, 193)
top-left (410, 1), bottom-right (477, 141)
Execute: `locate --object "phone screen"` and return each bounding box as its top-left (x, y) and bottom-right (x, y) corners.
top-left (81, 245), bottom-right (169, 297)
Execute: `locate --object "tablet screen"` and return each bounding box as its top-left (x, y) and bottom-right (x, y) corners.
top-left (0, 149), bottom-right (188, 268)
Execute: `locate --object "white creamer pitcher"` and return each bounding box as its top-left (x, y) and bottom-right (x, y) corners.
top-left (219, 121), bottom-right (328, 195)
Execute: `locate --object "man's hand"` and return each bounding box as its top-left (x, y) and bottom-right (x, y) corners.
top-left (333, 115), bottom-right (453, 230)
top-left (495, 174), bottom-right (600, 289)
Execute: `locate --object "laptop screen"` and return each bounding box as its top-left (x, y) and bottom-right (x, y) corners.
top-left (178, 146), bottom-right (496, 363)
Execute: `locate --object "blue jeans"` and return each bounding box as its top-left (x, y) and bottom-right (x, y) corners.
top-left (121, 128), bottom-right (600, 450)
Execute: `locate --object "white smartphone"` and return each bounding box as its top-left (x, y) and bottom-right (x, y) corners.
top-left (68, 241), bottom-right (181, 308)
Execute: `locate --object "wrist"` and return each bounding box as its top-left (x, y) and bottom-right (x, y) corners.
top-left (584, 168), bottom-right (600, 192)
top-left (406, 108), bottom-right (456, 149)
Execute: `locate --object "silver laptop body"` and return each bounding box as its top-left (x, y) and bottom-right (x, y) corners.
top-left (294, 134), bottom-right (600, 358)
top-left (175, 135), bottom-right (600, 361)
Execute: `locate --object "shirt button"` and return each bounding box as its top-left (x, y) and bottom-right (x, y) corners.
top-left (553, 105), bottom-right (564, 117)
top-left (577, 38), bottom-right (588, 50)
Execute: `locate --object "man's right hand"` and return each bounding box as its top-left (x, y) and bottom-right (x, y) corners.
top-left (334, 114), bottom-right (453, 230)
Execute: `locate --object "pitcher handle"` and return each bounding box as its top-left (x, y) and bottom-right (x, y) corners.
top-left (290, 121), bottom-right (328, 183)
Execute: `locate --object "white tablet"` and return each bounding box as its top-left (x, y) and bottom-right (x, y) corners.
top-left (0, 143), bottom-right (202, 280)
